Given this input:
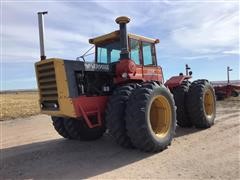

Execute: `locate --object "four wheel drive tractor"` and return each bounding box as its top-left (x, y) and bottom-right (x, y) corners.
top-left (35, 12), bottom-right (216, 152)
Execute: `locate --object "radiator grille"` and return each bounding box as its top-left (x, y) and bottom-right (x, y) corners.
top-left (36, 62), bottom-right (58, 100)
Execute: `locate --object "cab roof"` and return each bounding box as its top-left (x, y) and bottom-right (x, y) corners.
top-left (89, 30), bottom-right (159, 45)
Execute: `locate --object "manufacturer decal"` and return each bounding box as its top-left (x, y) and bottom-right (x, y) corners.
top-left (84, 62), bottom-right (110, 72)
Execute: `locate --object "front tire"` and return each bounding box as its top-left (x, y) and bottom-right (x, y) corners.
top-left (125, 83), bottom-right (176, 152)
top-left (64, 117), bottom-right (106, 141)
top-left (186, 80), bottom-right (216, 128)
top-left (52, 116), bottom-right (71, 139)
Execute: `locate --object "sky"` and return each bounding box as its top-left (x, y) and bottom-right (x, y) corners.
top-left (1, 0), bottom-right (239, 90)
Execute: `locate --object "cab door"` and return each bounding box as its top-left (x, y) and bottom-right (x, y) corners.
top-left (141, 41), bottom-right (163, 83)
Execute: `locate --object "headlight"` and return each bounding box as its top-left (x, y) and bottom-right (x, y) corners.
top-left (53, 103), bottom-right (58, 108)
top-left (121, 72), bottom-right (128, 79)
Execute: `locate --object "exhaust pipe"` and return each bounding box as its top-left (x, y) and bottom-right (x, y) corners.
top-left (115, 16), bottom-right (130, 60)
top-left (37, 11), bottom-right (48, 60)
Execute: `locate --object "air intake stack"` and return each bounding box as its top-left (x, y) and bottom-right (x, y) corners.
top-left (115, 16), bottom-right (130, 60)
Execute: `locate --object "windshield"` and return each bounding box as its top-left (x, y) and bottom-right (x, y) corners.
top-left (97, 40), bottom-right (121, 63)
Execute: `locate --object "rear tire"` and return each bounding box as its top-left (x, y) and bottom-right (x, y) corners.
top-left (125, 83), bottom-right (176, 152)
top-left (172, 81), bottom-right (192, 127)
top-left (52, 116), bottom-right (71, 139)
top-left (186, 80), bottom-right (216, 128)
top-left (64, 117), bottom-right (106, 141)
top-left (105, 84), bottom-right (136, 148)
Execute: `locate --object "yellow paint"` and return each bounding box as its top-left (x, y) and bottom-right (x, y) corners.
top-left (35, 58), bottom-right (76, 118)
top-left (89, 31), bottom-right (119, 45)
top-left (204, 89), bottom-right (215, 117)
top-left (149, 95), bottom-right (172, 138)
top-left (128, 33), bottom-right (159, 44)
top-left (89, 30), bottom-right (159, 45)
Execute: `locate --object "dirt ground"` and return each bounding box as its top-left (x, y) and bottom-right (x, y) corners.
top-left (0, 98), bottom-right (239, 179)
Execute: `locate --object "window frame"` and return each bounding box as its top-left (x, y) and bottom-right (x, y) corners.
top-left (141, 41), bottom-right (157, 66)
top-left (94, 38), bottom-right (157, 67)
top-left (129, 37), bottom-right (143, 65)
top-left (95, 40), bottom-right (121, 64)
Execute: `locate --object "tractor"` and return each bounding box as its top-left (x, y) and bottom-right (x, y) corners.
top-left (35, 12), bottom-right (216, 152)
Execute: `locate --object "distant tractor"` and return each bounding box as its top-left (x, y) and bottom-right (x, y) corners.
top-left (212, 67), bottom-right (240, 100)
top-left (35, 12), bottom-right (216, 152)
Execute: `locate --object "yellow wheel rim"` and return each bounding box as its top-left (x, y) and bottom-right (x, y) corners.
top-left (204, 89), bottom-right (215, 117)
top-left (149, 95), bottom-right (172, 138)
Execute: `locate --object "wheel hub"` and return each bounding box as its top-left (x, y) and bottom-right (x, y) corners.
top-left (149, 95), bottom-right (172, 138)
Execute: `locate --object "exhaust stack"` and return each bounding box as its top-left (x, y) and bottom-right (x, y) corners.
top-left (38, 11), bottom-right (48, 60)
top-left (115, 16), bottom-right (130, 60)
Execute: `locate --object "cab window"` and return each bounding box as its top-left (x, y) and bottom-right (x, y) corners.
top-left (129, 39), bottom-right (140, 65)
top-left (97, 40), bottom-right (121, 63)
top-left (142, 42), bottom-right (156, 66)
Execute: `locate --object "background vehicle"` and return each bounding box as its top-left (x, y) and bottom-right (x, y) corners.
top-left (212, 81), bottom-right (240, 100)
top-left (211, 67), bottom-right (240, 100)
top-left (35, 12), bottom-right (216, 152)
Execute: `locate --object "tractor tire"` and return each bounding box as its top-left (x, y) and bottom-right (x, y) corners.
top-left (172, 81), bottom-right (192, 127)
top-left (105, 84), bottom-right (136, 148)
top-left (52, 116), bottom-right (71, 139)
top-left (186, 79), bottom-right (216, 128)
top-left (64, 117), bottom-right (105, 141)
top-left (231, 90), bottom-right (239, 97)
top-left (125, 83), bottom-right (176, 152)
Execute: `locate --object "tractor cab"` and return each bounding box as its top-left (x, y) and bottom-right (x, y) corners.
top-left (89, 30), bottom-right (159, 66)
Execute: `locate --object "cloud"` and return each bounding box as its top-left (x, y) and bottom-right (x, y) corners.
top-left (2, 1), bottom-right (238, 62)
top-left (171, 11), bottom-right (238, 53)
top-left (223, 49), bottom-right (240, 55)
top-left (2, 1), bottom-right (117, 62)
top-left (1, 1), bottom-right (239, 90)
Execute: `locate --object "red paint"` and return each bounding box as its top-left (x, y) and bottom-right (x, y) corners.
top-left (115, 59), bottom-right (136, 75)
top-left (72, 96), bottom-right (108, 128)
top-left (214, 84), bottom-right (240, 98)
top-left (165, 75), bottom-right (191, 89)
top-left (114, 59), bottom-right (164, 84)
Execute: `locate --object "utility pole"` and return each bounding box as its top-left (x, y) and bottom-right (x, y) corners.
top-left (227, 66), bottom-right (233, 84)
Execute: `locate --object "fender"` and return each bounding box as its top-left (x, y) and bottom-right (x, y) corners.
top-left (165, 75), bottom-right (191, 89)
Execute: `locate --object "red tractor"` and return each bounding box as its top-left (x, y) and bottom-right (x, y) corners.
top-left (35, 12), bottom-right (216, 152)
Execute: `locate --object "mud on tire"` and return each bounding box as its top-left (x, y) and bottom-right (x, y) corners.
top-left (186, 79), bottom-right (216, 128)
top-left (125, 83), bottom-right (176, 152)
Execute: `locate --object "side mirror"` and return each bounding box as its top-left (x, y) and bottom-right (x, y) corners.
top-left (179, 73), bottom-right (183, 76)
top-left (189, 71), bottom-right (193, 76)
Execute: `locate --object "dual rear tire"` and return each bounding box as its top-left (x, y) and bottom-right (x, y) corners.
top-left (186, 80), bottom-right (216, 128)
top-left (172, 79), bottom-right (216, 128)
top-left (125, 83), bottom-right (176, 152)
top-left (106, 83), bottom-right (176, 152)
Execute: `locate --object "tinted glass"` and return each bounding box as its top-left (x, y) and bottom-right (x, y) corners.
top-left (130, 39), bottom-right (140, 65)
top-left (97, 40), bottom-right (121, 63)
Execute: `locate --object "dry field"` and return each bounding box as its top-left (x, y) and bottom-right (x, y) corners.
top-left (0, 91), bottom-right (39, 121)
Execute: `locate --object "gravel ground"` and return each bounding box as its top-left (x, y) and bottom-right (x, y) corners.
top-left (0, 98), bottom-right (239, 179)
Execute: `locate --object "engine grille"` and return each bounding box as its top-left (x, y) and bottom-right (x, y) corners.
top-left (36, 61), bottom-right (58, 100)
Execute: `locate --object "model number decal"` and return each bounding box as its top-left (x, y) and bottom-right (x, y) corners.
top-left (84, 63), bottom-right (110, 72)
